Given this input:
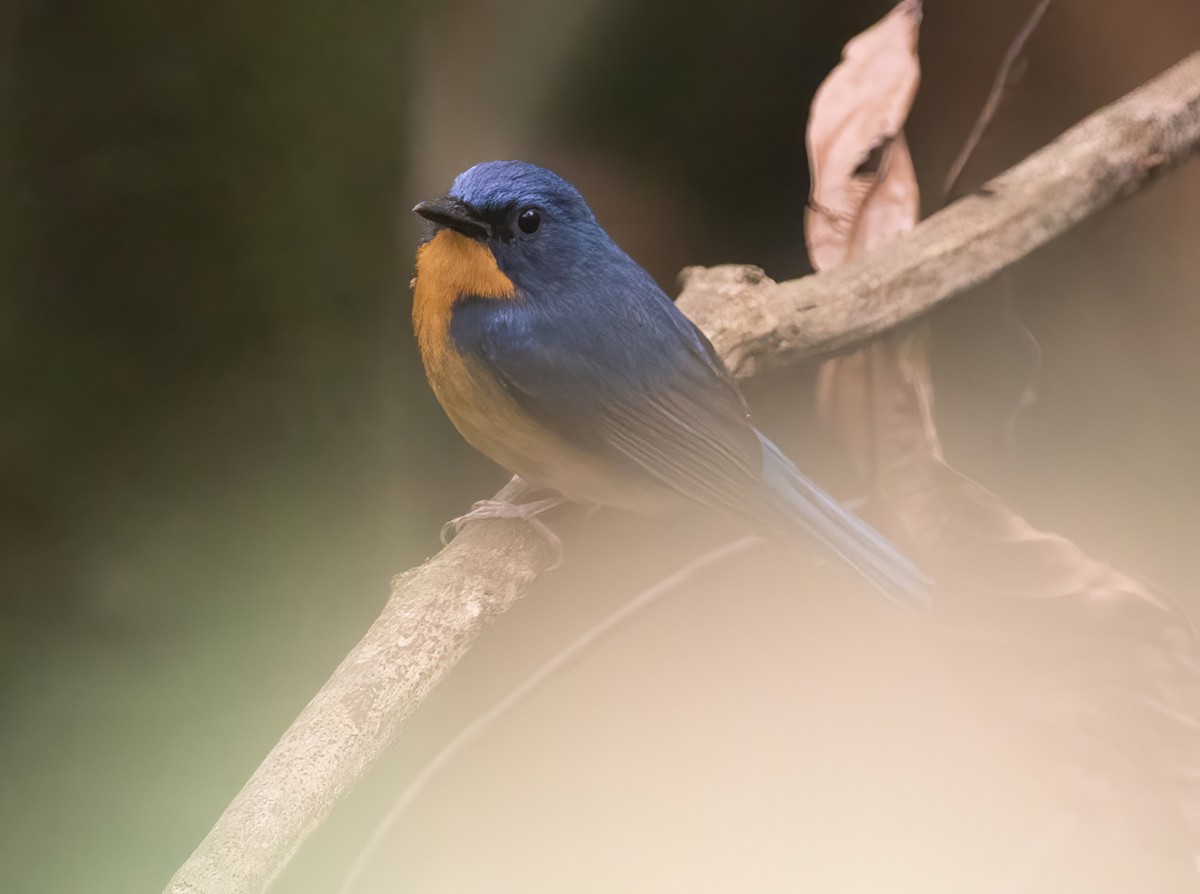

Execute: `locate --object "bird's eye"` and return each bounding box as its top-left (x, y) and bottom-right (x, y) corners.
top-left (517, 207), bottom-right (541, 234)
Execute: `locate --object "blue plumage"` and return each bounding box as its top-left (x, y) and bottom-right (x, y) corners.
top-left (414, 160), bottom-right (930, 610)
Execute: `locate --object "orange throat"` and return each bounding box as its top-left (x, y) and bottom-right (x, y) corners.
top-left (412, 229), bottom-right (515, 377)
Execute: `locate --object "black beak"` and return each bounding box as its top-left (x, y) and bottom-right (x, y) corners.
top-left (413, 196), bottom-right (490, 240)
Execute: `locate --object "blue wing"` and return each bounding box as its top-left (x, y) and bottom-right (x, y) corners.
top-left (451, 274), bottom-right (930, 610)
top-left (450, 274), bottom-right (767, 520)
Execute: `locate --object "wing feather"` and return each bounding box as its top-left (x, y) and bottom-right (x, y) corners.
top-left (453, 289), bottom-right (767, 519)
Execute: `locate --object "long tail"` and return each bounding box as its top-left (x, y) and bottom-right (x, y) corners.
top-left (756, 434), bottom-right (932, 611)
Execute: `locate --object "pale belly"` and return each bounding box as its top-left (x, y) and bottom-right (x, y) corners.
top-left (429, 350), bottom-right (677, 516)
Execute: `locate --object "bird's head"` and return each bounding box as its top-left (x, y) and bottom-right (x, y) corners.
top-left (413, 160), bottom-right (609, 290)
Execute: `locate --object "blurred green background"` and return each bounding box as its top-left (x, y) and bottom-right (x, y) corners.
top-left (2, 1), bottom-right (1200, 891)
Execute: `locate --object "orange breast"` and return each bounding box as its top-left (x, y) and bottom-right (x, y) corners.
top-left (412, 229), bottom-right (515, 382)
top-left (412, 228), bottom-right (526, 470)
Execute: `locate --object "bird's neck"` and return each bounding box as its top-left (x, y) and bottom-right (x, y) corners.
top-left (413, 229), bottom-right (515, 376)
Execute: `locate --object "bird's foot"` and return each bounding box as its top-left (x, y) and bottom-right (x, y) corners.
top-left (440, 476), bottom-right (567, 569)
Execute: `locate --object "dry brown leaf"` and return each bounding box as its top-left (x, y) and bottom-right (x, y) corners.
top-left (806, 0), bottom-right (935, 509)
top-left (805, 0), bottom-right (921, 271)
top-left (804, 0), bottom-right (1200, 857)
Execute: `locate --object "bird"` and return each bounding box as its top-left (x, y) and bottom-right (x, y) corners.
top-left (411, 160), bottom-right (930, 611)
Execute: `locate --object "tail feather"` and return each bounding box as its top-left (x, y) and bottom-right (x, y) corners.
top-left (757, 435), bottom-right (932, 611)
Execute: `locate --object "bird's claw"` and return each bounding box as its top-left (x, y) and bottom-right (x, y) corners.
top-left (439, 478), bottom-right (567, 570)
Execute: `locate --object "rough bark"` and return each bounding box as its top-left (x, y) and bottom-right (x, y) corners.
top-left (166, 480), bottom-right (557, 894)
top-left (676, 52), bottom-right (1200, 377)
top-left (165, 51), bottom-right (1200, 894)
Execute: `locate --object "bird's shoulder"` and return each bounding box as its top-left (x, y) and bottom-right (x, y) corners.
top-left (448, 260), bottom-right (730, 392)
top-left (448, 262), bottom-right (771, 515)
top-left (452, 268), bottom-right (756, 437)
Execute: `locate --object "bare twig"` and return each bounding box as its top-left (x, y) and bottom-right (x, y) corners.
top-left (942, 0), bottom-right (1055, 200)
top-left (942, 2), bottom-right (1053, 466)
top-left (335, 537), bottom-right (762, 894)
top-left (678, 52), bottom-right (1200, 379)
top-left (164, 52), bottom-right (1200, 894)
top-left (165, 479), bottom-right (559, 894)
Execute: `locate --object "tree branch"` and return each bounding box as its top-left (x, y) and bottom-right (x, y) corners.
top-left (166, 485), bottom-right (558, 894)
top-left (676, 51), bottom-right (1200, 377)
top-left (164, 51), bottom-right (1200, 894)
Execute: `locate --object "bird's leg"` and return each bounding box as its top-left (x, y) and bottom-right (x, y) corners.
top-left (440, 475), bottom-right (567, 568)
